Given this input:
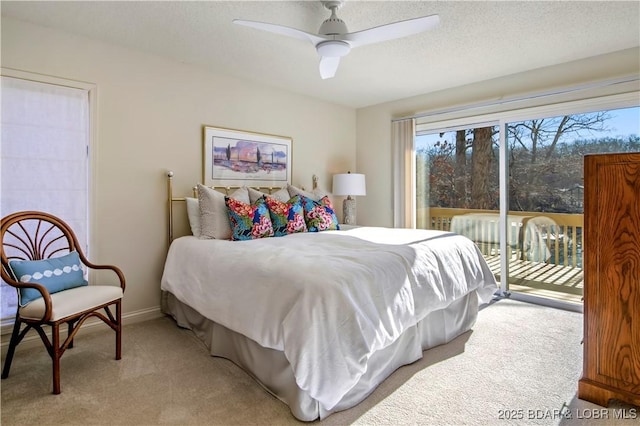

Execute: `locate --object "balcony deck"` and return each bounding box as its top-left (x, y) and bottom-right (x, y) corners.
top-left (483, 256), bottom-right (584, 304)
top-left (425, 207), bottom-right (584, 305)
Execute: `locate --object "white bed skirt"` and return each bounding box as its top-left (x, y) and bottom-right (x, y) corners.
top-left (165, 290), bottom-right (480, 421)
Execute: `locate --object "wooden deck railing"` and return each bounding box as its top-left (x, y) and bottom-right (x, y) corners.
top-left (422, 207), bottom-right (584, 303)
top-left (420, 208), bottom-right (584, 268)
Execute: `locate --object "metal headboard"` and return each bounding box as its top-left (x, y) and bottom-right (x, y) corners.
top-left (166, 171), bottom-right (317, 245)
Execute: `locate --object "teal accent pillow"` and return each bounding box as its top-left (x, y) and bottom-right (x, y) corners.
top-left (264, 194), bottom-right (307, 237)
top-left (300, 195), bottom-right (340, 232)
top-left (225, 196), bottom-right (274, 241)
top-left (9, 251), bottom-right (88, 306)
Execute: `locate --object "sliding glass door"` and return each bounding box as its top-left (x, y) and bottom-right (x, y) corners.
top-left (415, 105), bottom-right (639, 308)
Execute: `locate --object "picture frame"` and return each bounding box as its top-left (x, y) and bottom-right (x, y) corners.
top-left (203, 125), bottom-right (292, 188)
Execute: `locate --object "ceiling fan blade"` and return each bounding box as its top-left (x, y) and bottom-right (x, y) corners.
top-left (233, 19), bottom-right (327, 45)
top-left (319, 56), bottom-right (340, 79)
top-left (343, 14), bottom-right (440, 48)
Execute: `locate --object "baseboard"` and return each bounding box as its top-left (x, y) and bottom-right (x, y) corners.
top-left (0, 306), bottom-right (164, 357)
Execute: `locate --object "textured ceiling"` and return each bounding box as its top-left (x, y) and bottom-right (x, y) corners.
top-left (2, 1), bottom-right (639, 108)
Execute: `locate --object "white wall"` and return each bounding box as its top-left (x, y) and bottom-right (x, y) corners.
top-left (1, 17), bottom-right (356, 324)
top-left (356, 48), bottom-right (640, 227)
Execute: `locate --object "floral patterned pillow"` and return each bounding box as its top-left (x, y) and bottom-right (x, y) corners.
top-left (300, 195), bottom-right (340, 232)
top-left (264, 195), bottom-right (308, 237)
top-left (225, 196), bottom-right (274, 241)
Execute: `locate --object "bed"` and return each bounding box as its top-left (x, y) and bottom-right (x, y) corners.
top-left (160, 172), bottom-right (498, 421)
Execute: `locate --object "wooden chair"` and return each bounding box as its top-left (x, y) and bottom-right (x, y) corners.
top-left (1, 211), bottom-right (125, 394)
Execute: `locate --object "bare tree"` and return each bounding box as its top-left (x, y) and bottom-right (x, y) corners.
top-left (421, 111), bottom-right (616, 214)
top-left (507, 113), bottom-right (610, 211)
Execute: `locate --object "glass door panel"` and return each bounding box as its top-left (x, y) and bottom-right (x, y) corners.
top-left (416, 124), bottom-right (502, 281)
top-left (505, 106), bottom-right (640, 306)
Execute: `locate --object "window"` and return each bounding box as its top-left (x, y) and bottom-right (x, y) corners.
top-left (1, 74), bottom-right (92, 321)
top-left (414, 99), bottom-right (639, 309)
top-left (416, 123), bottom-right (500, 229)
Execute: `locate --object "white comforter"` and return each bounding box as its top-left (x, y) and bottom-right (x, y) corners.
top-left (161, 227), bottom-right (497, 410)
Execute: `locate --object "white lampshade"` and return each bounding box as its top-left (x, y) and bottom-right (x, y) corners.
top-left (332, 173), bottom-right (366, 196)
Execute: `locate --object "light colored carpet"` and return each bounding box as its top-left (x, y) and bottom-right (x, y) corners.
top-left (1, 298), bottom-right (637, 425)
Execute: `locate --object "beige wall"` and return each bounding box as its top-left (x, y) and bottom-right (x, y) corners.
top-left (1, 17), bottom-right (356, 324)
top-left (356, 47), bottom-right (640, 227)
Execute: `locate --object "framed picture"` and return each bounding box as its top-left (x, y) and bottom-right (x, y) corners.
top-left (203, 126), bottom-right (292, 187)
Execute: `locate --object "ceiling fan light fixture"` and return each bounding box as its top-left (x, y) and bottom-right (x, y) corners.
top-left (316, 40), bottom-right (350, 57)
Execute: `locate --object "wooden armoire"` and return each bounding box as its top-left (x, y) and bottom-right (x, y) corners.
top-left (578, 152), bottom-right (640, 407)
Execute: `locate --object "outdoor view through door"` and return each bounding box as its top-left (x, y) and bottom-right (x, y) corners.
top-left (416, 106), bottom-right (640, 307)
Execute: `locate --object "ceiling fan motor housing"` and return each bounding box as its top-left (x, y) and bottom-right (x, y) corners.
top-left (319, 1), bottom-right (348, 35)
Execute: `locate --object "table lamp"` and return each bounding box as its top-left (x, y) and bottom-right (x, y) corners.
top-left (332, 172), bottom-right (366, 225)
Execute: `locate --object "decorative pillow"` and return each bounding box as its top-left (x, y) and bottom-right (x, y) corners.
top-left (185, 197), bottom-right (201, 237)
top-left (286, 184), bottom-right (327, 202)
top-left (264, 195), bottom-right (308, 237)
top-left (248, 187), bottom-right (290, 203)
top-left (197, 184), bottom-right (250, 240)
top-left (225, 196), bottom-right (274, 241)
top-left (300, 195), bottom-right (340, 232)
top-left (9, 251), bottom-right (88, 306)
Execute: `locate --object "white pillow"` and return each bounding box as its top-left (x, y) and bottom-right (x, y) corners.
top-left (287, 184), bottom-right (326, 201)
top-left (248, 186), bottom-right (290, 203)
top-left (197, 184), bottom-right (250, 239)
top-left (185, 197), bottom-right (201, 237)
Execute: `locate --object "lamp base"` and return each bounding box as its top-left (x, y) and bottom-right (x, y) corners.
top-left (342, 196), bottom-right (356, 225)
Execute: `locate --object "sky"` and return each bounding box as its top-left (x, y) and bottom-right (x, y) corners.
top-left (416, 106), bottom-right (639, 150)
top-left (606, 107), bottom-right (640, 138)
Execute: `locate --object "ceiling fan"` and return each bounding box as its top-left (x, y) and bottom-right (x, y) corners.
top-left (233, 0), bottom-right (440, 79)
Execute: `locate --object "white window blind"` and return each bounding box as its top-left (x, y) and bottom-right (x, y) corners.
top-left (1, 76), bottom-right (89, 320)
